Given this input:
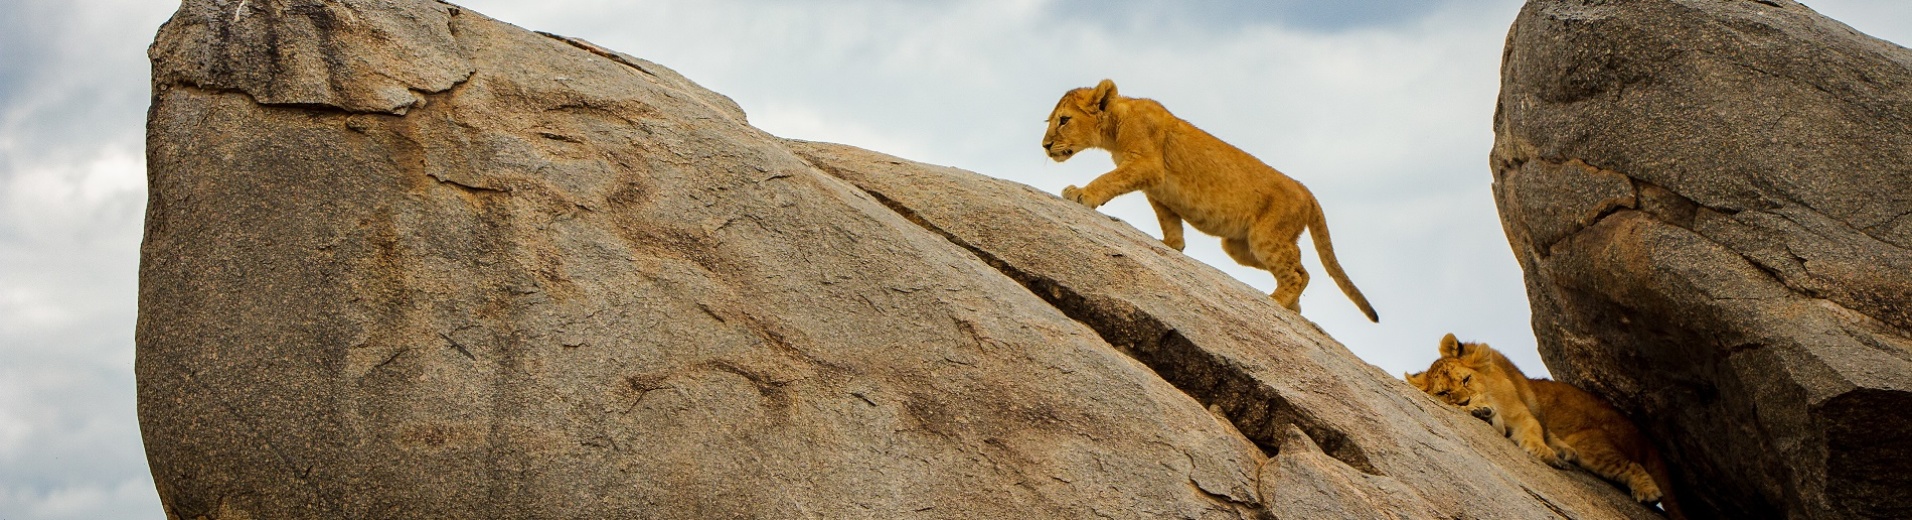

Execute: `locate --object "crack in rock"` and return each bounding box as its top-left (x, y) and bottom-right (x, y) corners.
top-left (849, 181), bottom-right (1381, 478)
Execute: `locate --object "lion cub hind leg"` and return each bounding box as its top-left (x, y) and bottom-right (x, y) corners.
top-left (1560, 431), bottom-right (1663, 503)
top-left (1221, 238), bottom-right (1262, 268)
top-left (1250, 237), bottom-right (1309, 312)
top-left (1223, 237), bottom-right (1307, 311)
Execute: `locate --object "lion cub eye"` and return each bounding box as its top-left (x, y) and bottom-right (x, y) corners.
top-left (1462, 375), bottom-right (1473, 384)
top-left (1058, 116), bottom-right (1071, 126)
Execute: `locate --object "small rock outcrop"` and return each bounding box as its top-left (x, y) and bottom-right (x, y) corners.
top-left (1493, 1), bottom-right (1912, 518)
top-left (141, 0), bottom-right (1663, 518)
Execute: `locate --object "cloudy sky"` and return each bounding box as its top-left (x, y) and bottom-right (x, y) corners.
top-left (1, 0), bottom-right (1906, 517)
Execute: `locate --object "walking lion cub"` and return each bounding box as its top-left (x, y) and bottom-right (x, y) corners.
top-left (1040, 79), bottom-right (1377, 321)
top-left (1407, 334), bottom-right (1683, 517)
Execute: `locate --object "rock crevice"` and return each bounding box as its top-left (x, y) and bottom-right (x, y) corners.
top-left (792, 140), bottom-right (1662, 519)
top-left (817, 166), bottom-right (1372, 475)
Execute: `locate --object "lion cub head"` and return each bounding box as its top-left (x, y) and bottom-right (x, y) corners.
top-left (1041, 79), bottom-right (1120, 162)
top-left (1406, 333), bottom-right (1502, 425)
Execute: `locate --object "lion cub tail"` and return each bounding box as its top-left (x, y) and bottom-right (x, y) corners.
top-left (1306, 200), bottom-right (1378, 322)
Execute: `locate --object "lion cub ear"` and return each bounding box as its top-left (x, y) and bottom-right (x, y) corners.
top-left (1438, 333), bottom-right (1465, 359)
top-left (1404, 372), bottom-right (1427, 391)
top-left (1091, 79), bottom-right (1118, 112)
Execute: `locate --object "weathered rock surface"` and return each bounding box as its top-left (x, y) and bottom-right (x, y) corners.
top-left (141, 0), bottom-right (1662, 518)
top-left (1493, 1), bottom-right (1912, 518)
top-left (792, 141), bottom-right (1663, 519)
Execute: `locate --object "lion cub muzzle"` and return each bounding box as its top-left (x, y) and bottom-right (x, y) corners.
top-left (1043, 141), bottom-right (1075, 162)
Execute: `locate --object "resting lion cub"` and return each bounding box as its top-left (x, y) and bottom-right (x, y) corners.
top-left (1408, 335), bottom-right (1684, 517)
top-left (1041, 79), bottom-right (1377, 321)
top-left (1405, 334), bottom-right (1565, 467)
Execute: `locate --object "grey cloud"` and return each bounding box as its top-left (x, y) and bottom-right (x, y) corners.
top-left (0, 1), bottom-right (62, 109)
top-left (0, 0), bottom-right (166, 160)
top-left (1044, 0), bottom-right (1452, 32)
top-left (0, 0), bottom-right (173, 518)
top-left (0, 242), bottom-right (153, 520)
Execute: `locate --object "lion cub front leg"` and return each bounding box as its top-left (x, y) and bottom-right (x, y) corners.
top-left (1146, 196), bottom-right (1185, 251)
top-left (1062, 162), bottom-right (1160, 209)
top-left (1546, 431), bottom-right (1579, 464)
top-left (1505, 407), bottom-right (1568, 468)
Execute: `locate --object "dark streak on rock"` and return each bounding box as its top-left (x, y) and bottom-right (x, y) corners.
top-left (845, 179), bottom-right (1381, 476)
top-left (439, 332), bottom-right (476, 361)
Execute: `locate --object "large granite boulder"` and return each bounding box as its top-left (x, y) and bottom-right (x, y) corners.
top-left (141, 0), bottom-right (1662, 518)
top-left (789, 141), bottom-right (1664, 519)
top-left (1493, 1), bottom-right (1912, 518)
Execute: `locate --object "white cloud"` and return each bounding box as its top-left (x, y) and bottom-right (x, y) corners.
top-left (0, 375), bottom-right (32, 459)
top-left (0, 476), bottom-right (161, 520)
top-left (752, 102), bottom-right (938, 163)
top-left (2, 145), bottom-right (146, 245)
top-left (1806, 0), bottom-right (1912, 45)
top-left (0, 285), bottom-right (77, 335)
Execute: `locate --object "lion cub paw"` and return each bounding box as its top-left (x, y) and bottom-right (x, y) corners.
top-left (1631, 480), bottom-right (1664, 504)
top-left (1469, 406), bottom-right (1496, 422)
top-left (1520, 440), bottom-right (1570, 468)
top-left (1546, 435), bottom-right (1579, 464)
top-left (1163, 237), bottom-right (1185, 251)
top-left (1060, 185), bottom-right (1095, 208)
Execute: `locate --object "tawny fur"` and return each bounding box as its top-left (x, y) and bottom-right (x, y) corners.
top-left (1404, 334), bottom-right (1567, 468)
top-left (1529, 379), bottom-right (1685, 518)
top-left (1407, 336), bottom-right (1686, 518)
top-left (1040, 79), bottom-right (1377, 321)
